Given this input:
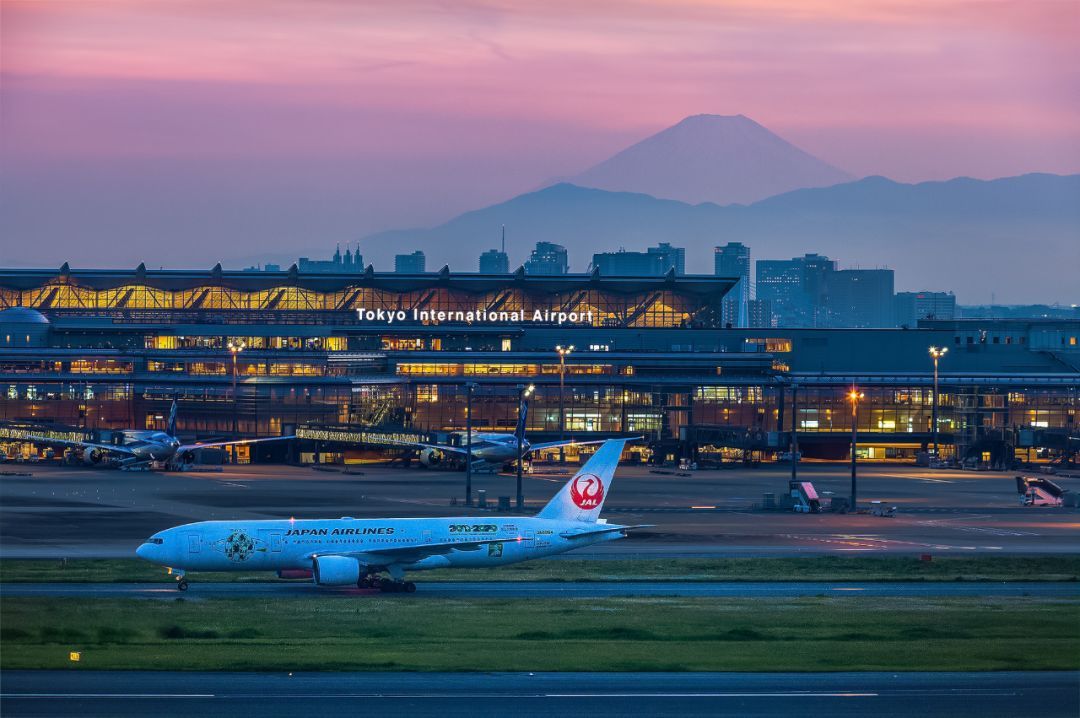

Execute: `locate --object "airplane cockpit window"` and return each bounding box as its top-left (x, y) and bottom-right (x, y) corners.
top-left (148, 538), bottom-right (164, 545)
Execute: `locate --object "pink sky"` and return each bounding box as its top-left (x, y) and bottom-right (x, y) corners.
top-left (2, 0), bottom-right (1078, 268)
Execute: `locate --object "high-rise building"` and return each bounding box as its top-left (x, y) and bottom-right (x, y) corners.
top-left (714, 242), bottom-right (750, 281)
top-left (592, 249), bottom-right (665, 275)
top-left (716, 243), bottom-right (751, 327)
top-left (647, 243), bottom-right (685, 274)
top-left (524, 242), bottom-right (569, 275)
top-left (394, 251), bottom-right (426, 273)
top-left (896, 291), bottom-right (957, 327)
top-left (825, 269), bottom-right (895, 328)
top-left (755, 253), bottom-right (837, 327)
top-left (479, 249), bottom-right (510, 274)
top-left (297, 245), bottom-right (363, 273)
top-left (721, 298), bottom-right (772, 328)
top-left (756, 260), bottom-right (804, 326)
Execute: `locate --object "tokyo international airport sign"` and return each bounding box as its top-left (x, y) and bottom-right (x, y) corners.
top-left (356, 307), bottom-right (595, 326)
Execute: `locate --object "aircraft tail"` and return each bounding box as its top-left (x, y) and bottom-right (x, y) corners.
top-left (514, 398), bottom-right (529, 442)
top-left (166, 399), bottom-right (178, 436)
top-left (536, 438), bottom-right (626, 523)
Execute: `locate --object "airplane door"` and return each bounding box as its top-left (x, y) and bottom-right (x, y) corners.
top-left (186, 534), bottom-right (201, 554)
top-left (523, 530), bottom-right (535, 549)
top-left (422, 530), bottom-right (433, 544)
top-left (259, 529), bottom-right (284, 554)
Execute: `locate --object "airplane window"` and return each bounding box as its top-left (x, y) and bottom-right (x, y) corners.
top-left (149, 538), bottom-right (164, 545)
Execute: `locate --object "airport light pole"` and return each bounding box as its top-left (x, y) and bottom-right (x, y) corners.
top-left (516, 383), bottom-right (534, 510)
top-left (465, 382), bottom-right (477, 507)
top-left (928, 346), bottom-right (948, 460)
top-left (848, 386), bottom-right (864, 510)
top-left (790, 382), bottom-right (799, 483)
top-left (556, 345), bottom-right (574, 463)
top-left (227, 341), bottom-right (245, 441)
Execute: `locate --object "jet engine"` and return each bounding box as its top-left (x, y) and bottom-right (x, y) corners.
top-left (83, 448), bottom-right (107, 466)
top-left (312, 555), bottom-right (361, 586)
top-left (418, 448), bottom-right (444, 468)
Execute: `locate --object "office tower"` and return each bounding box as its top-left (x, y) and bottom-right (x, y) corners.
top-left (395, 251), bottom-right (426, 273)
top-left (524, 242), bottom-right (569, 275)
top-left (647, 243), bottom-right (685, 274)
top-left (895, 291), bottom-right (957, 327)
top-left (716, 242), bottom-right (751, 327)
top-left (755, 253), bottom-right (838, 327)
top-left (592, 249), bottom-right (665, 275)
top-left (479, 249), bottom-right (510, 273)
top-left (826, 269), bottom-right (895, 327)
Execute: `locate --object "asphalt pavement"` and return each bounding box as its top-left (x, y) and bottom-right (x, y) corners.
top-left (2, 670), bottom-right (1076, 717)
top-left (3, 580), bottom-right (1078, 599)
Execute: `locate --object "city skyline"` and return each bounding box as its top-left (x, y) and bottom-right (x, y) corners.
top-left (2, 0), bottom-right (1078, 286)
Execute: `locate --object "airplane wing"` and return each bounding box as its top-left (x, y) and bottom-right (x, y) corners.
top-left (382, 440), bottom-right (471, 455)
top-left (525, 438), bottom-right (612, 454)
top-left (175, 435), bottom-right (296, 454)
top-left (559, 524), bottom-right (655, 540)
top-left (307, 536), bottom-right (507, 565)
top-left (22, 434), bottom-right (138, 456)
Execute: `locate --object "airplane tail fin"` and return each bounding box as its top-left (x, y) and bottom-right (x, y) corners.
top-left (536, 438), bottom-right (626, 523)
top-left (514, 398), bottom-right (529, 443)
top-left (166, 399), bottom-right (178, 436)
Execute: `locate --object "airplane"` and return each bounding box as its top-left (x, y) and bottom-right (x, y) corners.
top-left (137, 438), bottom-right (647, 592)
top-left (23, 400), bottom-right (294, 469)
top-left (397, 398), bottom-right (609, 469)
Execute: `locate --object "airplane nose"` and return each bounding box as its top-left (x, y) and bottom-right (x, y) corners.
top-left (136, 543), bottom-right (152, 561)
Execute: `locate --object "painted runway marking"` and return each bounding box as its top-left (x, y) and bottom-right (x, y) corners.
top-left (4, 694), bottom-right (216, 698)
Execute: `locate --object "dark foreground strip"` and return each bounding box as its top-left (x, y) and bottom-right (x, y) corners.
top-left (2, 671), bottom-right (1076, 718)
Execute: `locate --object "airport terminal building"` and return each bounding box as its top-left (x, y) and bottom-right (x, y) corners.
top-left (1, 265), bottom-right (1077, 466)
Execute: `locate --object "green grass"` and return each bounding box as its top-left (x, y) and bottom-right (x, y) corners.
top-left (1, 595), bottom-right (1076, 672)
top-left (2, 556), bottom-right (1078, 583)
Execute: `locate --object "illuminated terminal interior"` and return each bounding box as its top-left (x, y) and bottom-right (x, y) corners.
top-left (1, 266), bottom-right (1077, 466)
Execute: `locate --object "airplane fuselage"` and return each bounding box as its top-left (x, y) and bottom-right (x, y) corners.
top-left (451, 433), bottom-right (530, 464)
top-left (108, 431), bottom-right (182, 462)
top-left (137, 516), bottom-right (623, 574)
top-left (417, 433), bottom-right (531, 467)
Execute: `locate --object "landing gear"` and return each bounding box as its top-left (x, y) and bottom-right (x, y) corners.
top-left (176, 578), bottom-right (189, 591)
top-left (376, 578), bottom-right (416, 593)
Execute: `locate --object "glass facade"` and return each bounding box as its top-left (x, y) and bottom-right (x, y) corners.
top-left (1, 270), bottom-right (1077, 464)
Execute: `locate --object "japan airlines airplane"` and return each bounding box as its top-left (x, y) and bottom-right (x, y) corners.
top-left (137, 438), bottom-right (646, 592)
top-left (400, 399), bottom-right (608, 469)
top-left (24, 400), bottom-right (293, 469)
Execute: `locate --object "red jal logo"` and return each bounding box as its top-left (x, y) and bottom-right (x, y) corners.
top-left (569, 474), bottom-right (604, 509)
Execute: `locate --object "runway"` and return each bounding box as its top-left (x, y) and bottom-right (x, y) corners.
top-left (4, 580), bottom-right (1078, 599)
top-left (2, 670), bottom-right (1076, 717)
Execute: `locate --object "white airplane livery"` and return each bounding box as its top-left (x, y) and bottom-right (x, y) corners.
top-left (137, 439), bottom-right (645, 592)
top-left (25, 400), bottom-right (293, 469)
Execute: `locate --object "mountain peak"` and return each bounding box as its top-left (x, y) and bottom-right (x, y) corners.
top-left (567, 115), bottom-right (854, 206)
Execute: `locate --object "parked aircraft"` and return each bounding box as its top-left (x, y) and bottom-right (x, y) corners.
top-left (399, 399), bottom-right (607, 469)
top-left (136, 438), bottom-right (645, 591)
top-left (24, 400), bottom-right (293, 469)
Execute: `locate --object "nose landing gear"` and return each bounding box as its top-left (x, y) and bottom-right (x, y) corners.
top-left (176, 578), bottom-right (188, 591)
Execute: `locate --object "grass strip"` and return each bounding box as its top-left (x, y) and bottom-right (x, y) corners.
top-left (1, 556), bottom-right (1077, 584)
top-left (1, 595), bottom-right (1076, 672)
